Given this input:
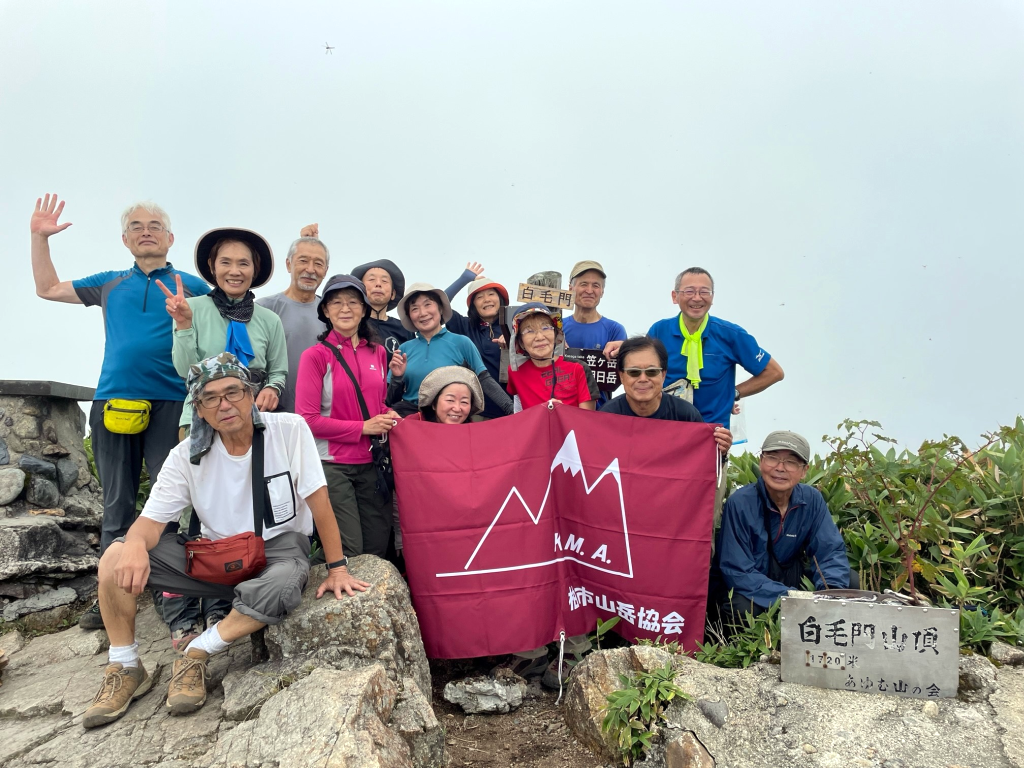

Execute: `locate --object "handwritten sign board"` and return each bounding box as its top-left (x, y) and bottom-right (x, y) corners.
top-left (517, 283), bottom-right (574, 311)
top-left (564, 348), bottom-right (620, 392)
top-left (780, 597), bottom-right (959, 699)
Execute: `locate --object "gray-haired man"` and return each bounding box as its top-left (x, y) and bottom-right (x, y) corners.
top-left (255, 223), bottom-right (330, 412)
top-left (82, 353), bottom-right (367, 728)
top-left (29, 195), bottom-right (211, 630)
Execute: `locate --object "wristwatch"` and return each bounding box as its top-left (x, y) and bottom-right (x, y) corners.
top-left (734, 388), bottom-right (741, 402)
top-left (327, 557), bottom-right (349, 570)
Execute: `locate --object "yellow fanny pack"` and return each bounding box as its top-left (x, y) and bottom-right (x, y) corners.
top-left (103, 399), bottom-right (152, 434)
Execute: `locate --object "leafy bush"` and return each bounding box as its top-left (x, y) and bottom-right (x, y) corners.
top-left (602, 662), bottom-right (690, 767)
top-left (696, 599), bottom-right (780, 668)
top-left (723, 417), bottom-right (1024, 654)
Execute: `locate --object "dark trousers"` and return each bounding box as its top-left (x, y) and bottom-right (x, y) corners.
top-left (717, 566), bottom-right (861, 628)
top-left (89, 400), bottom-right (183, 552)
top-left (322, 462), bottom-right (391, 558)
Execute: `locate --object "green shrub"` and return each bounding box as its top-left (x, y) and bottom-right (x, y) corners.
top-left (696, 599), bottom-right (780, 668)
top-left (720, 417), bottom-right (1024, 656)
top-left (602, 662), bottom-right (690, 766)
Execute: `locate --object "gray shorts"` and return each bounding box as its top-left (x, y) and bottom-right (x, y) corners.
top-left (126, 531), bottom-right (311, 625)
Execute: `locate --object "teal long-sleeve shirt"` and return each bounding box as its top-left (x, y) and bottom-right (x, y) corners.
top-left (171, 295), bottom-right (288, 427)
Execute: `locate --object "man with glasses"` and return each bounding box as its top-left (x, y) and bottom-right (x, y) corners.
top-left (647, 267), bottom-right (783, 429)
top-left (81, 353), bottom-right (367, 728)
top-left (29, 195), bottom-right (210, 630)
top-left (712, 431), bottom-right (853, 627)
top-left (602, 336), bottom-right (733, 455)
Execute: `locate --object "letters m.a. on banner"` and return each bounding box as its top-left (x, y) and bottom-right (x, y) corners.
top-left (390, 404), bottom-right (718, 659)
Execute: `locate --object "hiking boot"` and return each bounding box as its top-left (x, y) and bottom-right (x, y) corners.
top-left (79, 601), bottom-right (105, 630)
top-left (203, 608), bottom-right (229, 631)
top-left (169, 624), bottom-right (202, 653)
top-left (166, 648), bottom-right (209, 714)
top-left (541, 657), bottom-right (580, 690)
top-left (82, 663), bottom-right (152, 728)
top-left (490, 654), bottom-right (549, 680)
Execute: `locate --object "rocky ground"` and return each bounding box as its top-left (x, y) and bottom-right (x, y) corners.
top-left (0, 556), bottom-right (444, 768)
top-left (564, 644), bottom-right (1024, 768)
top-left (430, 659), bottom-right (603, 768)
top-left (3, 556), bottom-right (1024, 768)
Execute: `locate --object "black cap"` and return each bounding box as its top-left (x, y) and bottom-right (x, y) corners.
top-left (317, 274), bottom-right (369, 325)
top-left (194, 227), bottom-right (274, 289)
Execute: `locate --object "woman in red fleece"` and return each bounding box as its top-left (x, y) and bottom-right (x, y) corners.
top-left (296, 274), bottom-right (400, 558)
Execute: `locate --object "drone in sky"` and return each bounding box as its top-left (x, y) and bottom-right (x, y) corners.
top-left (324, 42), bottom-right (335, 55)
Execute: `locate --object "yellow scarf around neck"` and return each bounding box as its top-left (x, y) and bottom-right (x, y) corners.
top-left (679, 314), bottom-right (709, 389)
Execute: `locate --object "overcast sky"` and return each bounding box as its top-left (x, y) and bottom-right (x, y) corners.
top-left (1, 1), bottom-right (1022, 455)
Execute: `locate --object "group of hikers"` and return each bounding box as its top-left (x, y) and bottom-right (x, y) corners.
top-left (27, 194), bottom-right (855, 728)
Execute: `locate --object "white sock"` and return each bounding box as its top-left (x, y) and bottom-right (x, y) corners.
top-left (108, 642), bottom-right (139, 669)
top-left (186, 623), bottom-right (230, 656)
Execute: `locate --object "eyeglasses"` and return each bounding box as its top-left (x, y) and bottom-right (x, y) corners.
top-left (677, 288), bottom-right (713, 299)
top-left (622, 367), bottom-right (664, 379)
top-left (126, 222), bottom-right (166, 233)
top-left (760, 454), bottom-right (806, 471)
top-left (197, 386), bottom-right (248, 410)
top-left (520, 325), bottom-right (556, 337)
top-left (326, 298), bottom-right (364, 310)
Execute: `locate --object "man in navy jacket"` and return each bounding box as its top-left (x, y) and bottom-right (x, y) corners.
top-left (712, 430), bottom-right (853, 623)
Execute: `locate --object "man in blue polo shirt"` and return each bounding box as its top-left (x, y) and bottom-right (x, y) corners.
top-left (646, 267), bottom-right (783, 429)
top-left (29, 194), bottom-right (210, 629)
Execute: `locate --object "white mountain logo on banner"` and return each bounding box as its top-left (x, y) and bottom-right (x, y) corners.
top-left (435, 430), bottom-right (634, 579)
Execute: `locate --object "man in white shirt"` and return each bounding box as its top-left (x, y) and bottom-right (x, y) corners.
top-left (83, 353), bottom-right (368, 729)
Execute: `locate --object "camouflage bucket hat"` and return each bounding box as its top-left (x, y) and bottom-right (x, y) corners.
top-left (187, 352), bottom-right (264, 465)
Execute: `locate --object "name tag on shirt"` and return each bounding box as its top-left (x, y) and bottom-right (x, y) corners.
top-left (266, 472), bottom-right (297, 526)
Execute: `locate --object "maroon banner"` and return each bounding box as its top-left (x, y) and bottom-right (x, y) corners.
top-left (390, 404), bottom-right (717, 659)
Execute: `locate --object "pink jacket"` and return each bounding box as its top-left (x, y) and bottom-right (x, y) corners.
top-left (296, 330), bottom-right (388, 464)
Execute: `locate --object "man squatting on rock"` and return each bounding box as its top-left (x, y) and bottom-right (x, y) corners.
top-left (82, 353), bottom-right (369, 729)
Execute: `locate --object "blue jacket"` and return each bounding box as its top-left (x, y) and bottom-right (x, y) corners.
top-left (714, 478), bottom-right (850, 609)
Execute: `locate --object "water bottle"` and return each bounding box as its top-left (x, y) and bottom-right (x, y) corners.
top-left (731, 402), bottom-right (748, 449)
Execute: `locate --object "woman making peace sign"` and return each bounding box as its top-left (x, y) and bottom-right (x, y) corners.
top-left (157, 227), bottom-right (288, 431)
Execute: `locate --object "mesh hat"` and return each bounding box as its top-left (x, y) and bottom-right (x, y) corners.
top-left (351, 259), bottom-right (405, 311)
top-left (396, 283), bottom-right (453, 333)
top-left (761, 431), bottom-right (811, 464)
top-left (194, 228), bottom-right (274, 289)
top-left (417, 366), bottom-right (485, 418)
top-left (316, 274), bottom-right (369, 325)
top-left (569, 260), bottom-right (607, 281)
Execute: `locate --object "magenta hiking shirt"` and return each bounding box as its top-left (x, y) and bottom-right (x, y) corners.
top-left (295, 329), bottom-right (388, 465)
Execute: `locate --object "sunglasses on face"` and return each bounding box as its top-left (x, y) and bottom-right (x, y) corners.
top-left (622, 367), bottom-right (664, 379)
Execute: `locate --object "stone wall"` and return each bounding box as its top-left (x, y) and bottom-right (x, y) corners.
top-left (0, 383), bottom-right (104, 627)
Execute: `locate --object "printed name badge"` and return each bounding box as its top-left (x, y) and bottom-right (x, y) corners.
top-left (265, 472), bottom-right (297, 526)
